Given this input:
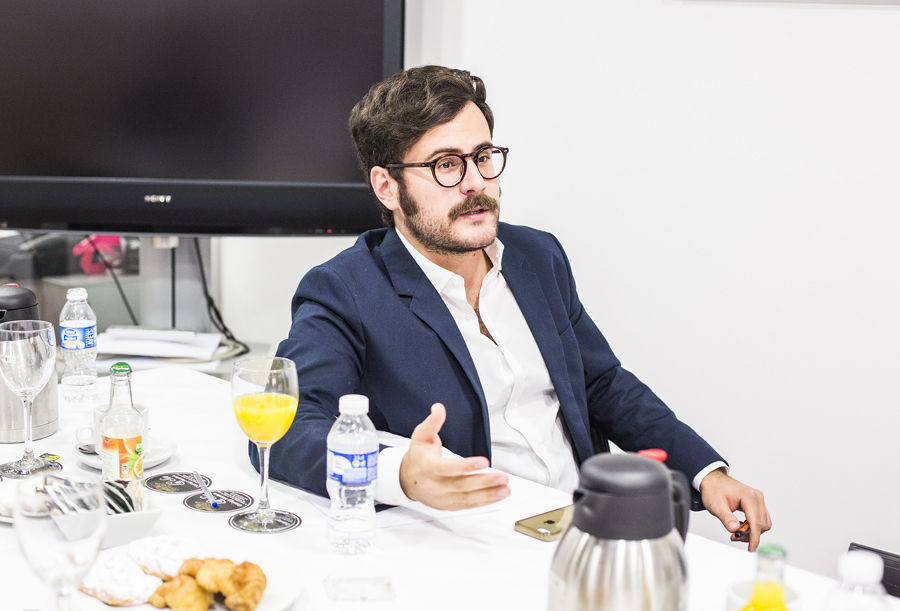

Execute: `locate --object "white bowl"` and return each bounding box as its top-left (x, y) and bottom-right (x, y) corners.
top-left (102, 508), bottom-right (162, 549)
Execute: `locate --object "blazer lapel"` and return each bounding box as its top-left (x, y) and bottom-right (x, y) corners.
top-left (500, 244), bottom-right (582, 443)
top-left (378, 230), bottom-right (490, 442)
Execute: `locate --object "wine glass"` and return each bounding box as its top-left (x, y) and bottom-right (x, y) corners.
top-left (14, 474), bottom-right (106, 611)
top-left (230, 356), bottom-right (300, 533)
top-left (0, 320), bottom-right (60, 477)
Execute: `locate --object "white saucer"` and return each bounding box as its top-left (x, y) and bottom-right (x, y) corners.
top-left (73, 438), bottom-right (177, 471)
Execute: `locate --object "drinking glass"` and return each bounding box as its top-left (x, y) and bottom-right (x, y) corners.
top-left (0, 320), bottom-right (59, 477)
top-left (14, 474), bottom-right (106, 611)
top-left (231, 356), bottom-right (300, 532)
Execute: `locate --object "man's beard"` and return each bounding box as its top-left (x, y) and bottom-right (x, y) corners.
top-left (397, 182), bottom-right (500, 256)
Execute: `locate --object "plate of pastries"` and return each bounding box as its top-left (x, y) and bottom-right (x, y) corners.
top-left (74, 536), bottom-right (302, 611)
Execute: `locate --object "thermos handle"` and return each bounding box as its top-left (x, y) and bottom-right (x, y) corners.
top-left (670, 470), bottom-right (690, 541)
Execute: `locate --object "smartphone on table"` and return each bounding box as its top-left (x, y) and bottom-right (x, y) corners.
top-left (514, 505), bottom-right (573, 541)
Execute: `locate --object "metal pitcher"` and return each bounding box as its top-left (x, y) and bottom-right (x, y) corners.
top-left (547, 453), bottom-right (690, 611)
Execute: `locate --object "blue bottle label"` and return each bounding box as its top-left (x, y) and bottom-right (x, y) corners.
top-left (327, 449), bottom-right (377, 484)
top-left (60, 324), bottom-right (97, 350)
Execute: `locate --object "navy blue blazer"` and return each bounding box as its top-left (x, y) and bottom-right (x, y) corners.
top-left (266, 223), bottom-right (723, 497)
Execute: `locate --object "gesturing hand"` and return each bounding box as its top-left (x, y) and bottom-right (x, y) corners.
top-left (699, 468), bottom-right (772, 552)
top-left (399, 403), bottom-right (510, 510)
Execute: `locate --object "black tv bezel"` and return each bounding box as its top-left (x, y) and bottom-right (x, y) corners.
top-left (0, 0), bottom-right (403, 237)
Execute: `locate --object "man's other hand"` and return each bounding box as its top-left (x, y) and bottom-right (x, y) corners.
top-left (399, 403), bottom-right (510, 510)
top-left (699, 468), bottom-right (772, 552)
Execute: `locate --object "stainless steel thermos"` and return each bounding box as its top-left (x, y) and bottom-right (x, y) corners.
top-left (548, 453), bottom-right (690, 610)
top-left (0, 284), bottom-right (59, 442)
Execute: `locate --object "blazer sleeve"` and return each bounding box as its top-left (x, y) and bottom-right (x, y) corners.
top-left (550, 234), bottom-right (726, 482)
top-left (256, 264), bottom-right (367, 497)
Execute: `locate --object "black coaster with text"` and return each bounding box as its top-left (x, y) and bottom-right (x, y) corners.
top-left (183, 489), bottom-right (253, 513)
top-left (145, 472), bottom-right (212, 494)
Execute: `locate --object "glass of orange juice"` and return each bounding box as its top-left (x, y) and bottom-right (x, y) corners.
top-left (230, 356), bottom-right (299, 533)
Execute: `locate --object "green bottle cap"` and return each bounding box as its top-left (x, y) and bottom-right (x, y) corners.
top-left (110, 361), bottom-right (132, 374)
top-left (757, 544), bottom-right (787, 558)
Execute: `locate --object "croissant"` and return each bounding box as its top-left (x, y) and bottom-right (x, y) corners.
top-left (179, 557), bottom-right (267, 611)
top-left (149, 574), bottom-right (214, 611)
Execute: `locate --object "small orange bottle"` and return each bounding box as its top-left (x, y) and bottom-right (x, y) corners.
top-left (741, 544), bottom-right (790, 611)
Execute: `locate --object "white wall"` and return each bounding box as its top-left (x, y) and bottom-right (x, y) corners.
top-left (216, 0), bottom-right (900, 577)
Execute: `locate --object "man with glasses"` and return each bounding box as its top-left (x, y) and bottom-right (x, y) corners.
top-left (269, 65), bottom-right (772, 550)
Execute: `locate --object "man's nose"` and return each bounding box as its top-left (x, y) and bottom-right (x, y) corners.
top-left (458, 157), bottom-right (487, 194)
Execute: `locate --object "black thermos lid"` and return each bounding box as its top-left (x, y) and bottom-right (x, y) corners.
top-left (572, 453), bottom-right (675, 541)
top-left (0, 284), bottom-right (40, 323)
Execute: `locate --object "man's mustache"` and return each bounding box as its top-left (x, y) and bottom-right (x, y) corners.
top-left (448, 194), bottom-right (499, 221)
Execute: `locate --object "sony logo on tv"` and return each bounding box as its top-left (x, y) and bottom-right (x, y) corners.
top-left (144, 194), bottom-right (172, 203)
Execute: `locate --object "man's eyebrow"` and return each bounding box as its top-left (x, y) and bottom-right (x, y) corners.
top-left (424, 141), bottom-right (493, 159)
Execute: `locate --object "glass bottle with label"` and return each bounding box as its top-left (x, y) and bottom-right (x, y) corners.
top-left (100, 362), bottom-right (144, 487)
top-left (741, 544), bottom-right (790, 611)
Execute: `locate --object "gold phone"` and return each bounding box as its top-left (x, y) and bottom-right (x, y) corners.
top-left (514, 504), bottom-right (573, 541)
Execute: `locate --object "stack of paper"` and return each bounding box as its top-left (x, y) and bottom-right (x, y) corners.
top-left (97, 327), bottom-right (223, 360)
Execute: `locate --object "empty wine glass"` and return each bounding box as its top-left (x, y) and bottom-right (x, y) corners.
top-left (231, 356), bottom-right (300, 533)
top-left (0, 320), bottom-right (59, 477)
top-left (14, 473), bottom-right (106, 611)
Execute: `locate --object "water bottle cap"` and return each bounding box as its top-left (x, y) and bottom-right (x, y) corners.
top-left (66, 287), bottom-right (88, 301)
top-left (338, 394), bottom-right (369, 415)
top-left (838, 550), bottom-right (884, 584)
top-left (110, 361), bottom-right (132, 375)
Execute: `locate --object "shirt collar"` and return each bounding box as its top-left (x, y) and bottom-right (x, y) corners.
top-left (395, 228), bottom-right (504, 295)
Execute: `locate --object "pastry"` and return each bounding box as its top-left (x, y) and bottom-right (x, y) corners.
top-left (180, 557), bottom-right (267, 611)
top-left (79, 548), bottom-right (162, 606)
top-left (129, 536), bottom-right (206, 580)
top-left (150, 574), bottom-right (214, 611)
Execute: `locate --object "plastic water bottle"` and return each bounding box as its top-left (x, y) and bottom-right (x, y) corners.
top-left (823, 550), bottom-right (890, 611)
top-left (326, 394), bottom-right (378, 554)
top-left (59, 287), bottom-right (98, 402)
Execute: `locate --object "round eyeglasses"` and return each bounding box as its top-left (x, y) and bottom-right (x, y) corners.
top-left (385, 145), bottom-right (509, 188)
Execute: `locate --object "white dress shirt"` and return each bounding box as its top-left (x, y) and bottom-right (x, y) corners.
top-left (375, 232), bottom-right (724, 507)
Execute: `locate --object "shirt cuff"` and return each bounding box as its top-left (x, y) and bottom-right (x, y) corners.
top-left (374, 446), bottom-right (416, 507)
top-left (692, 461), bottom-right (728, 492)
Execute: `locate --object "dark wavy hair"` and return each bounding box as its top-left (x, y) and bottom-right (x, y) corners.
top-left (349, 65), bottom-right (494, 226)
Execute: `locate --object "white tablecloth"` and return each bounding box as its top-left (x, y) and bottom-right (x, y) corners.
top-left (0, 367), bottom-right (862, 610)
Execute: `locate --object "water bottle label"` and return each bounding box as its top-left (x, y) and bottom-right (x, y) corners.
top-left (327, 449), bottom-right (377, 484)
top-left (60, 324), bottom-right (97, 350)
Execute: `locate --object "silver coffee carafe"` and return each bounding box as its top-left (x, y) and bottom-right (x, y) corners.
top-left (0, 284), bottom-right (59, 443)
top-left (548, 453), bottom-right (690, 611)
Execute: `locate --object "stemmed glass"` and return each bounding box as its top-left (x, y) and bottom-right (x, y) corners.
top-left (230, 356), bottom-right (300, 533)
top-left (0, 320), bottom-right (60, 477)
top-left (14, 474), bottom-right (106, 611)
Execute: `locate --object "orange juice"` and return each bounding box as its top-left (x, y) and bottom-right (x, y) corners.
top-left (740, 581), bottom-right (789, 611)
top-left (233, 392), bottom-right (298, 443)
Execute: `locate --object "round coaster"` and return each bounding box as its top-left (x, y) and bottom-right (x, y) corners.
top-left (145, 472), bottom-right (212, 493)
top-left (228, 510), bottom-right (301, 533)
top-left (144, 472), bottom-right (212, 493)
top-left (183, 489), bottom-right (253, 513)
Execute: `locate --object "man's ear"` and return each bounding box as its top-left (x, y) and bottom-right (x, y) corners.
top-left (370, 166), bottom-right (400, 213)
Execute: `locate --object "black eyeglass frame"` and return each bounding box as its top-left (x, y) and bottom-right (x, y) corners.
top-left (384, 145), bottom-right (509, 188)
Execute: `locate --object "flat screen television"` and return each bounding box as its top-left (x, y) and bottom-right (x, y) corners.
top-left (0, 0), bottom-right (403, 236)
